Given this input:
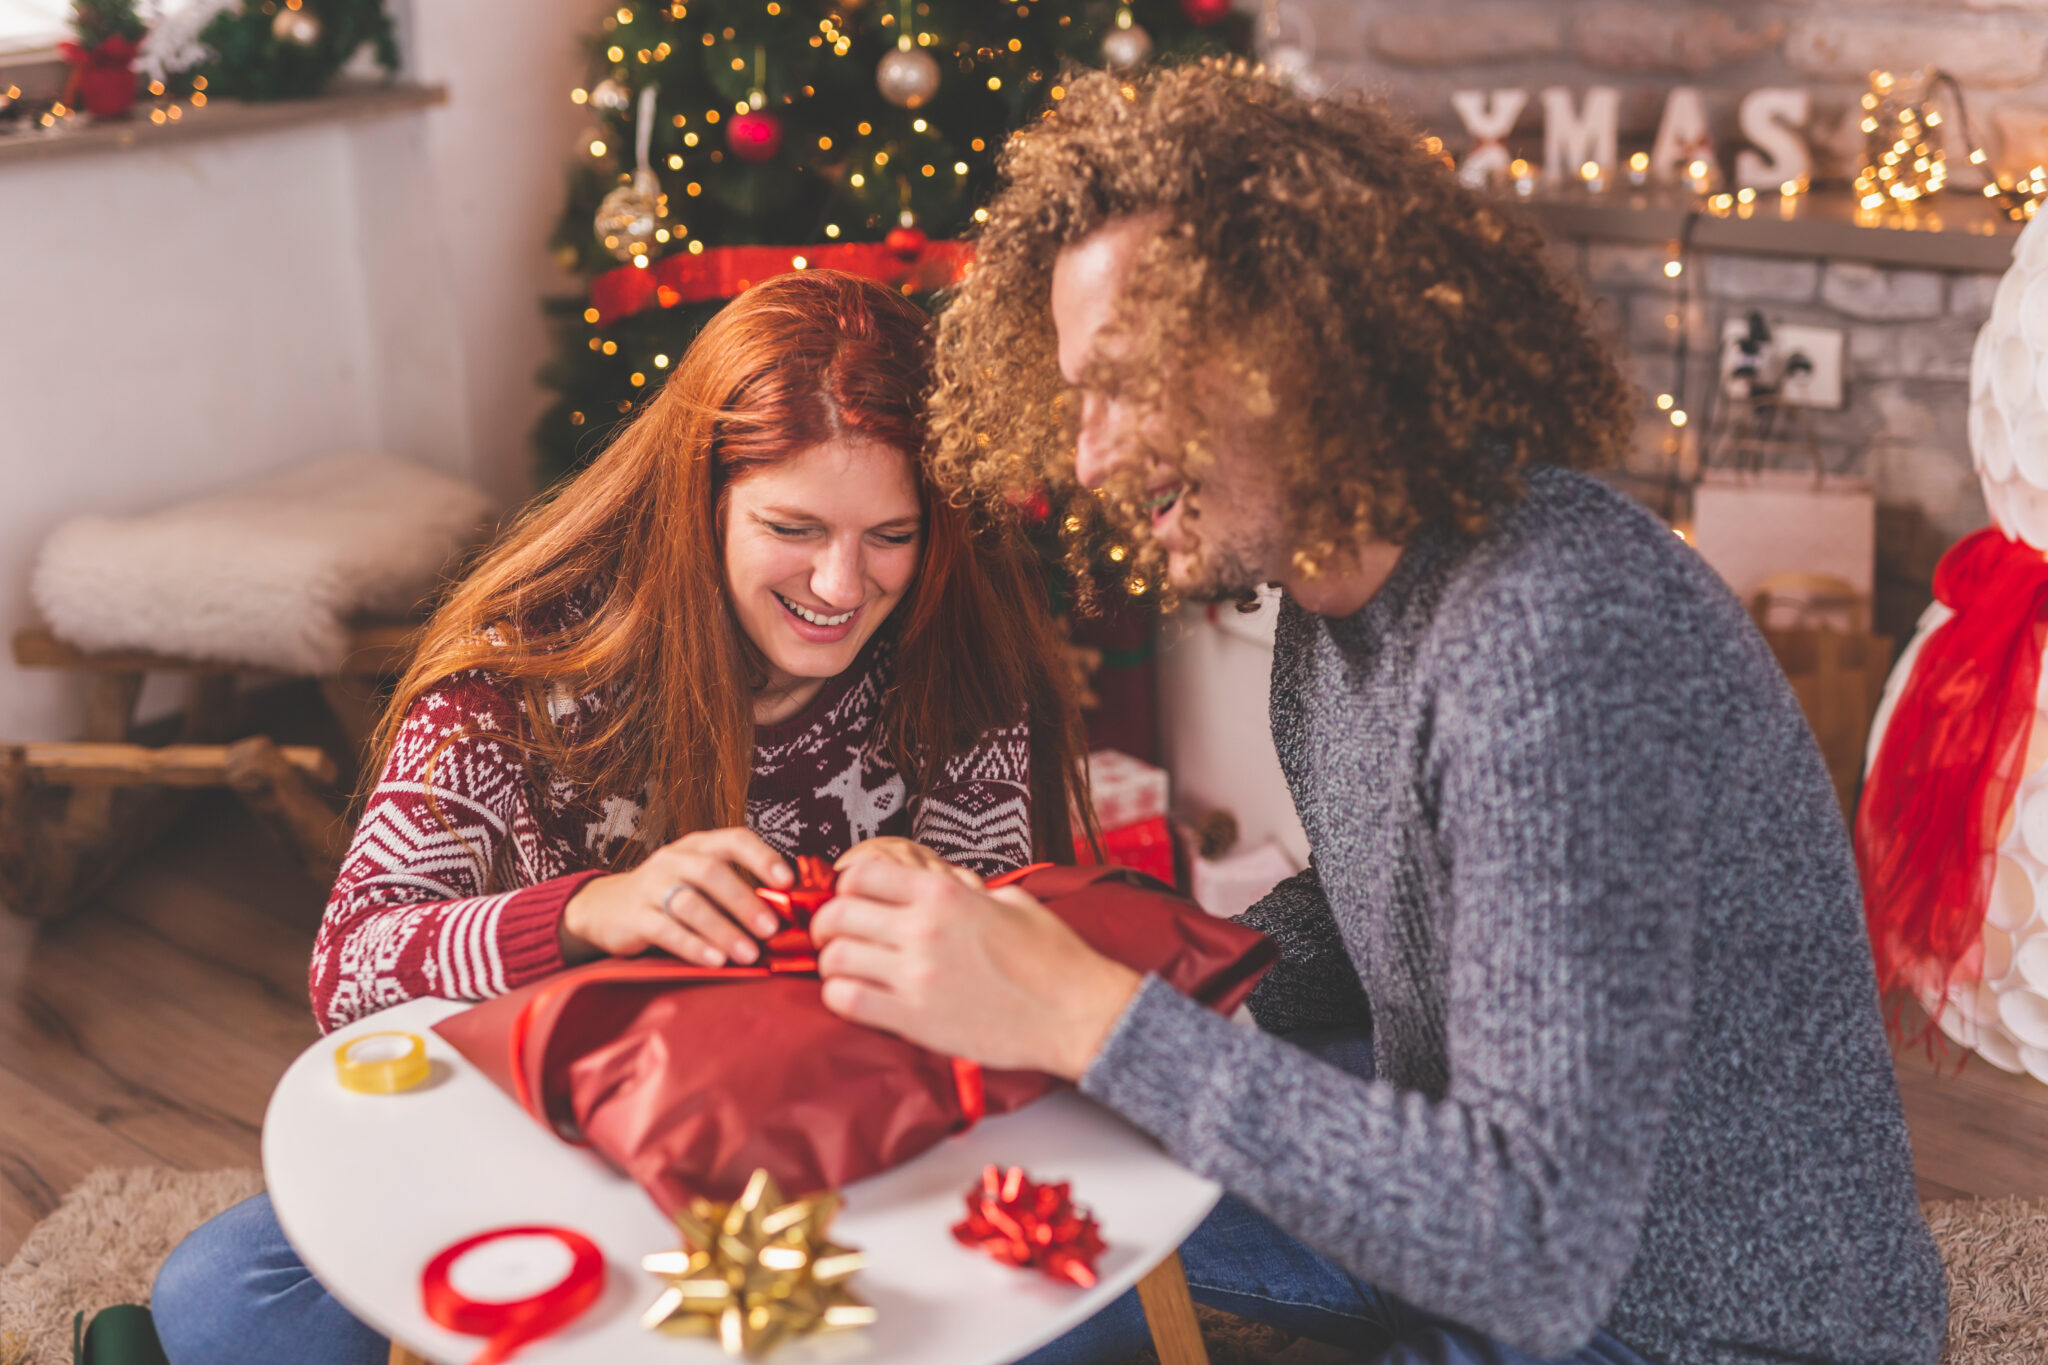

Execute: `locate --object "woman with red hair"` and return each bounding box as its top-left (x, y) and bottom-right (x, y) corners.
top-left (149, 270), bottom-right (1094, 1365)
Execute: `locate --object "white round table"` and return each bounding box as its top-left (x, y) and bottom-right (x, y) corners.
top-left (264, 997), bottom-right (1220, 1365)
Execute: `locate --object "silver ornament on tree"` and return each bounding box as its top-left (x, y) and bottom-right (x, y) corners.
top-left (590, 77), bottom-right (632, 112)
top-left (1102, 7), bottom-right (1152, 69)
top-left (876, 43), bottom-right (938, 108)
top-left (272, 2), bottom-right (322, 46)
top-left (594, 84), bottom-right (666, 259)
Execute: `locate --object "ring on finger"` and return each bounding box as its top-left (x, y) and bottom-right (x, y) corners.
top-left (660, 882), bottom-right (688, 916)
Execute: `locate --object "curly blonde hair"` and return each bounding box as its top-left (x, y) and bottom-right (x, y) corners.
top-left (929, 60), bottom-right (1634, 598)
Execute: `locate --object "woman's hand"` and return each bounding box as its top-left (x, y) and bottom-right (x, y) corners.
top-left (811, 860), bottom-right (1142, 1079)
top-left (835, 836), bottom-right (984, 890)
top-left (561, 827), bottom-right (793, 967)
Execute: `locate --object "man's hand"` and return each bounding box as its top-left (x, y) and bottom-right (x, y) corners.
top-left (834, 836), bottom-right (984, 891)
top-left (561, 827), bottom-right (792, 967)
top-left (810, 860), bottom-right (1142, 1080)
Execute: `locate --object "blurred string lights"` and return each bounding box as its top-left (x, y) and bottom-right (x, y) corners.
top-left (1850, 68), bottom-right (2041, 223)
top-left (0, 72), bottom-right (210, 133)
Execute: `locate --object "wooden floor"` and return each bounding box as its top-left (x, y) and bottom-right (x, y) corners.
top-left (0, 794), bottom-right (325, 1260)
top-left (3, 796), bottom-right (2048, 1261)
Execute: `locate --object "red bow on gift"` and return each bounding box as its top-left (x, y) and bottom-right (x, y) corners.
top-left (754, 854), bottom-right (836, 970)
top-left (952, 1165), bottom-right (1106, 1288)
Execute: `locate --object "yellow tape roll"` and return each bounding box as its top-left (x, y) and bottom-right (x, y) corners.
top-left (334, 1031), bottom-right (430, 1094)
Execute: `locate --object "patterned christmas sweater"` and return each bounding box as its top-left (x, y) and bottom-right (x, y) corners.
top-left (311, 640), bottom-right (1032, 1032)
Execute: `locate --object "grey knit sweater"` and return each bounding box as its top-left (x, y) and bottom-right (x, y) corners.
top-left (1081, 466), bottom-right (1947, 1364)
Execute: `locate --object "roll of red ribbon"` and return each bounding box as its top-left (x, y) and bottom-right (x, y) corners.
top-left (420, 1225), bottom-right (604, 1365)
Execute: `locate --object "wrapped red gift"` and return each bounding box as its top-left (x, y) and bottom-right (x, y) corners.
top-left (434, 863), bottom-right (1274, 1219)
top-left (1077, 815), bottom-right (1175, 887)
top-left (952, 1165), bottom-right (1106, 1288)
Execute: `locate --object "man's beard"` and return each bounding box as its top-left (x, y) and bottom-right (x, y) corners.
top-left (1166, 522), bottom-right (1269, 603)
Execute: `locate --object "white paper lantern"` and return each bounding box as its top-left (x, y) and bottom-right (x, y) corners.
top-left (1864, 208), bottom-right (2048, 1078)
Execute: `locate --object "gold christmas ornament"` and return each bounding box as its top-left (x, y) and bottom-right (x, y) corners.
top-left (271, 4), bottom-right (322, 46)
top-left (595, 168), bottom-right (664, 252)
top-left (876, 46), bottom-right (940, 109)
top-left (641, 1169), bottom-right (875, 1359)
top-left (595, 84), bottom-right (666, 258)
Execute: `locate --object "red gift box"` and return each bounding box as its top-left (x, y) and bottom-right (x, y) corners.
top-left (433, 863), bottom-right (1273, 1217)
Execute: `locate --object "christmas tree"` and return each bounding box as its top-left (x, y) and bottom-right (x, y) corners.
top-left (535, 0), bottom-right (1249, 482)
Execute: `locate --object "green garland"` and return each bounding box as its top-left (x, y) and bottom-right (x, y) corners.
top-left (189, 0), bottom-right (400, 102)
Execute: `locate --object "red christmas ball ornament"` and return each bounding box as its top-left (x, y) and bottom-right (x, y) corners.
top-left (884, 225), bottom-right (929, 258)
top-left (1179, 0), bottom-right (1231, 24)
top-left (727, 109), bottom-right (783, 163)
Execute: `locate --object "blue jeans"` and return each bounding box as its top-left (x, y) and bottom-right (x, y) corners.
top-left (1016, 1195), bottom-right (1657, 1365)
top-left (152, 1193), bottom-right (386, 1365)
top-left (1020, 1028), bottom-right (1658, 1365)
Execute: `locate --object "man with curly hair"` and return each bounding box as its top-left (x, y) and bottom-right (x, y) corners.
top-left (811, 62), bottom-right (1946, 1365)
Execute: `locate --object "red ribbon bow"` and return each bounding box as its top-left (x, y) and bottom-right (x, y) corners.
top-left (951, 1165), bottom-right (1106, 1288)
top-left (1856, 527), bottom-right (2048, 1024)
top-left (753, 854), bottom-right (835, 970)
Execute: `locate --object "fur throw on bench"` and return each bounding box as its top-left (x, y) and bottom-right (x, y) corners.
top-left (32, 453), bottom-right (493, 674)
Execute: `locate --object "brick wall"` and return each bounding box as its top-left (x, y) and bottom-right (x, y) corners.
top-left (1552, 238), bottom-right (1996, 637)
top-left (1264, 1), bottom-right (2033, 637)
top-left (1280, 1), bottom-right (2048, 176)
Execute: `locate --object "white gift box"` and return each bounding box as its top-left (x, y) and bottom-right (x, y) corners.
top-left (1086, 749), bottom-right (1169, 832)
top-left (1689, 471), bottom-right (1876, 607)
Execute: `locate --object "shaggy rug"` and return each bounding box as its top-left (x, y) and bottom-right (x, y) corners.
top-left (1, 1172), bottom-right (2041, 1365)
top-left (0, 1168), bottom-right (262, 1365)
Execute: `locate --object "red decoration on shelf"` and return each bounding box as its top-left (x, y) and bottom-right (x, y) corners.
top-left (1178, 0), bottom-right (1232, 25)
top-left (421, 1225), bottom-right (604, 1365)
top-left (951, 1165), bottom-right (1106, 1288)
top-left (58, 35), bottom-right (138, 118)
top-left (588, 238), bottom-right (973, 323)
top-left (727, 109), bottom-right (784, 163)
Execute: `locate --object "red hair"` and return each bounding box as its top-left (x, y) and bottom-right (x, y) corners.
top-left (373, 270), bottom-right (1093, 864)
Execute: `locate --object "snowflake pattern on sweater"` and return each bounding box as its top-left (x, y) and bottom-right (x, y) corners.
top-left (310, 643), bottom-right (1031, 1032)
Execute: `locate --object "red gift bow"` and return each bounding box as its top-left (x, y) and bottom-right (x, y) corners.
top-left (588, 237), bottom-right (973, 324)
top-left (420, 1225), bottom-right (604, 1365)
top-left (951, 1164), bottom-right (1106, 1288)
top-left (1856, 527), bottom-right (2048, 1026)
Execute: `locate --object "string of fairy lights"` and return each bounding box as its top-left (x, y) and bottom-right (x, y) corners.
top-left (1473, 67), bottom-right (2044, 502)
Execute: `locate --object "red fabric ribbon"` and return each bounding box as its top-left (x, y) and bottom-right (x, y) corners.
top-left (588, 238), bottom-right (973, 324)
top-left (951, 1164), bottom-right (1106, 1288)
top-left (1856, 527), bottom-right (2048, 1014)
top-left (421, 1225), bottom-right (604, 1365)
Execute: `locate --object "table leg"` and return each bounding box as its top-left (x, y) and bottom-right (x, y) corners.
top-left (1135, 1249), bottom-right (1210, 1365)
top-left (387, 1343), bottom-right (433, 1365)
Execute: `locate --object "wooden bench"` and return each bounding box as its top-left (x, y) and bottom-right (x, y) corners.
top-left (2, 622), bottom-right (416, 918)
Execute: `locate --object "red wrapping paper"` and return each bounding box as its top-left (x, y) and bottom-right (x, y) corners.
top-left (1856, 527), bottom-right (2048, 1011)
top-left (435, 864), bottom-right (1273, 1217)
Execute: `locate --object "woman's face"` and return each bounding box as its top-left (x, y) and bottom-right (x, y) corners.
top-left (723, 434), bottom-right (924, 719)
